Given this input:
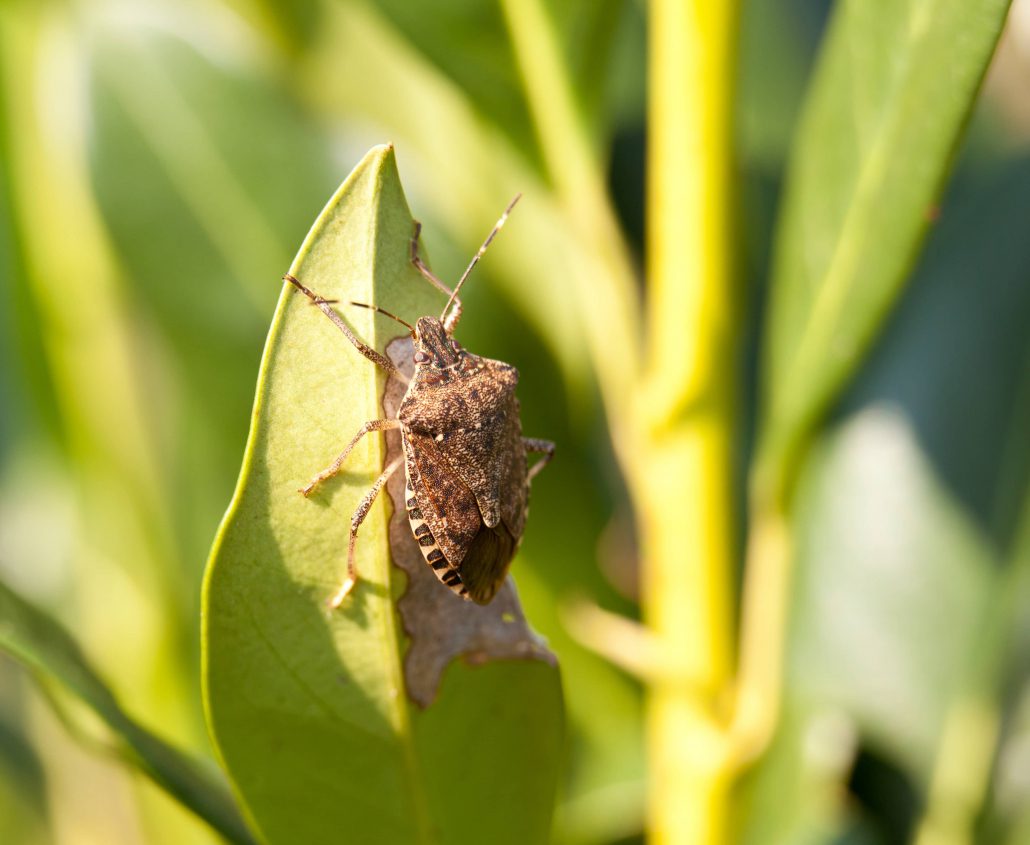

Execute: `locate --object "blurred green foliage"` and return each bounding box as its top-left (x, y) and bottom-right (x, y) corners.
top-left (0, 0), bottom-right (1027, 843)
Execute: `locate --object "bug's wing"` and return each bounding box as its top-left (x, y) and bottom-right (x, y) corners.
top-left (458, 521), bottom-right (517, 604)
top-left (497, 399), bottom-right (529, 540)
top-left (408, 429), bottom-right (520, 605)
top-left (406, 431), bottom-right (480, 564)
top-left (435, 407), bottom-right (527, 605)
top-left (441, 385), bottom-right (528, 532)
top-left (401, 360), bottom-right (526, 531)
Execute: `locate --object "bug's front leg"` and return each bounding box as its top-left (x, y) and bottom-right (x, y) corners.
top-left (283, 273), bottom-right (407, 384)
top-left (329, 454), bottom-right (404, 608)
top-left (524, 438), bottom-right (555, 483)
top-left (410, 221), bottom-right (465, 332)
top-left (410, 221), bottom-right (457, 295)
top-left (300, 418), bottom-right (401, 496)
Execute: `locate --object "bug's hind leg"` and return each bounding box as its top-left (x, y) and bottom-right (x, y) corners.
top-left (300, 419), bottom-right (402, 496)
top-left (524, 438), bottom-right (555, 483)
top-left (329, 454), bottom-right (404, 608)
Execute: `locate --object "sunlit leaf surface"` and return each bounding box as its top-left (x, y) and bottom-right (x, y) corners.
top-left (203, 146), bottom-right (563, 844)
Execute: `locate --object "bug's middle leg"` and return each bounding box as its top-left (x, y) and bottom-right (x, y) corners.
top-left (524, 437), bottom-right (555, 483)
top-left (300, 419), bottom-right (401, 496)
top-left (328, 454), bottom-right (404, 608)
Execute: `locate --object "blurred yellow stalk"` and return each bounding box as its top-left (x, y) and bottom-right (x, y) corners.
top-left (508, 0), bottom-right (750, 839)
top-left (641, 2), bottom-right (740, 843)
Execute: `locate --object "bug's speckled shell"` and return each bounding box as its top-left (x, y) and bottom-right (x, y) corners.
top-left (398, 316), bottom-right (528, 604)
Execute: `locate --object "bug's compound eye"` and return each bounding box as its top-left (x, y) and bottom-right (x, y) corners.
top-left (413, 350), bottom-right (431, 365)
top-left (451, 339), bottom-right (461, 352)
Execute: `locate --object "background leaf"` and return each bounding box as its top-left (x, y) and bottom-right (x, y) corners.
top-left (738, 1), bottom-right (1022, 840)
top-left (759, 0), bottom-right (1013, 496)
top-left (202, 145), bottom-right (563, 844)
top-left (742, 123), bottom-right (1030, 845)
top-left (0, 580), bottom-right (253, 844)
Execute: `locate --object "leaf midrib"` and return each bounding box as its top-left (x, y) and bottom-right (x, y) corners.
top-left (363, 168), bottom-right (435, 845)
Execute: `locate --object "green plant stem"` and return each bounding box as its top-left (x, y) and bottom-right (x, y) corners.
top-left (641, 2), bottom-right (740, 843)
top-left (912, 380), bottom-right (1030, 845)
top-left (910, 563), bottom-right (1022, 845)
top-left (499, 0), bottom-right (640, 442)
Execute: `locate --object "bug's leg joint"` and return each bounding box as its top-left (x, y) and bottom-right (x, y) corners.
top-left (524, 438), bottom-right (555, 483)
top-left (300, 419), bottom-right (402, 497)
top-left (283, 272), bottom-right (404, 380)
top-left (327, 454), bottom-right (403, 609)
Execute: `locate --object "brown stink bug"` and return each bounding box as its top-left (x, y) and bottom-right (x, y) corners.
top-left (284, 196), bottom-right (554, 608)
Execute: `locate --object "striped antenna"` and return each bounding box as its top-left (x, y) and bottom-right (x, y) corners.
top-left (440, 193), bottom-right (521, 326)
top-left (348, 301), bottom-right (415, 335)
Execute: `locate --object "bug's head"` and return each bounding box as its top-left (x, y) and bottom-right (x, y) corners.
top-left (413, 316), bottom-right (463, 371)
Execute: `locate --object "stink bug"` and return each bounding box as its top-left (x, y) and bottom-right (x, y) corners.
top-left (285, 196), bottom-right (554, 607)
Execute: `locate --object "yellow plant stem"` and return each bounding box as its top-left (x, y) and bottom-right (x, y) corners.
top-left (634, 422), bottom-right (736, 845)
top-left (505, 0), bottom-right (753, 839)
top-left (913, 698), bottom-right (999, 845)
top-left (643, 1), bottom-right (740, 843)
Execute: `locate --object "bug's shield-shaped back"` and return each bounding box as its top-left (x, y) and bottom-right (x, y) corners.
top-left (442, 363), bottom-right (527, 535)
top-left (399, 354), bottom-right (528, 602)
top-left (384, 337), bottom-right (553, 707)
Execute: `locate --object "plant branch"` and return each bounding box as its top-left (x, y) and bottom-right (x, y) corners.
top-left (640, 1), bottom-right (741, 843)
top-left (499, 0), bottom-right (641, 442)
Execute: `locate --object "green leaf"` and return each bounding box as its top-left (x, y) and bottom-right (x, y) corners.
top-left (0, 579), bottom-right (253, 845)
top-left (758, 0), bottom-right (1012, 498)
top-left (202, 146), bottom-right (563, 845)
